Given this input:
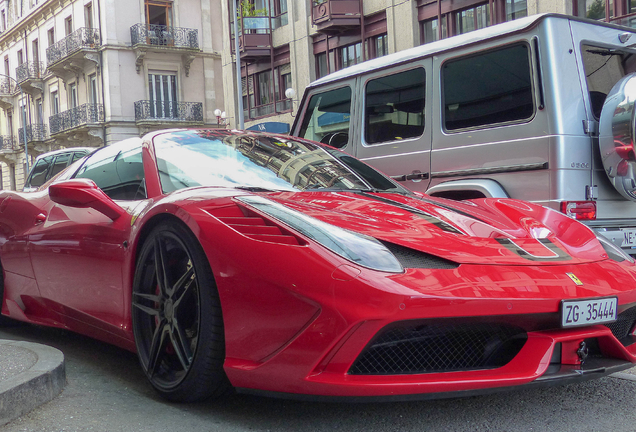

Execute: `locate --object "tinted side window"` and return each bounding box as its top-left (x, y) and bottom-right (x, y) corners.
top-left (74, 143), bottom-right (145, 200)
top-left (298, 86), bottom-right (351, 149)
top-left (28, 156), bottom-right (54, 188)
top-left (364, 68), bottom-right (425, 144)
top-left (47, 153), bottom-right (71, 180)
top-left (443, 44), bottom-right (534, 131)
top-left (70, 151), bottom-right (87, 164)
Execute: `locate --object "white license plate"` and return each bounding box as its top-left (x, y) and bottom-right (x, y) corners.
top-left (621, 228), bottom-right (636, 247)
top-left (561, 297), bottom-right (618, 327)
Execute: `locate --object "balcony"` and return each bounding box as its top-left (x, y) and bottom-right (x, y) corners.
top-left (231, 16), bottom-right (272, 61)
top-left (0, 136), bottom-right (15, 152)
top-left (131, 24), bottom-right (200, 76)
top-left (0, 77), bottom-right (16, 110)
top-left (312, 0), bottom-right (361, 35)
top-left (18, 124), bottom-right (48, 144)
top-left (49, 103), bottom-right (104, 144)
top-left (131, 24), bottom-right (199, 49)
top-left (244, 98), bottom-right (292, 121)
top-left (134, 100), bottom-right (203, 129)
top-left (46, 28), bottom-right (101, 79)
top-left (16, 61), bottom-right (46, 95)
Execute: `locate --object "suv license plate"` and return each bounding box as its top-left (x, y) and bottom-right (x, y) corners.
top-left (621, 228), bottom-right (636, 247)
top-left (561, 297), bottom-right (617, 328)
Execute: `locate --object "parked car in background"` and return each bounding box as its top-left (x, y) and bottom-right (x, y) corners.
top-left (2, 129), bottom-right (636, 402)
top-left (291, 13), bottom-right (636, 255)
top-left (23, 148), bottom-right (94, 192)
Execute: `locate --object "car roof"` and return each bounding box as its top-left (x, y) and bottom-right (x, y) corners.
top-left (33, 147), bottom-right (95, 162)
top-left (306, 13), bottom-right (635, 89)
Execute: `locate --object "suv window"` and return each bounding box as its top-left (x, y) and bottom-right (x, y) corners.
top-left (443, 43), bottom-right (534, 131)
top-left (581, 44), bottom-right (636, 118)
top-left (364, 68), bottom-right (425, 144)
top-left (49, 153), bottom-right (71, 179)
top-left (74, 141), bottom-right (145, 200)
top-left (297, 86), bottom-right (351, 148)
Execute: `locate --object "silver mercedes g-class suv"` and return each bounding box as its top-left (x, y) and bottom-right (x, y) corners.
top-left (290, 13), bottom-right (636, 254)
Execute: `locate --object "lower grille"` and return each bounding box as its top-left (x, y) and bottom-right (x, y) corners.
top-left (604, 306), bottom-right (636, 342)
top-left (349, 322), bottom-right (527, 375)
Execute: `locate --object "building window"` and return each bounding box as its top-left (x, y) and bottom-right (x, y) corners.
top-left (421, 17), bottom-right (448, 44)
top-left (146, 0), bottom-right (173, 26)
top-left (316, 52), bottom-right (329, 79)
top-left (366, 34), bottom-right (388, 59)
top-left (339, 42), bottom-right (362, 69)
top-left (88, 74), bottom-right (98, 103)
top-left (68, 83), bottom-right (78, 109)
top-left (51, 90), bottom-right (59, 115)
top-left (455, 4), bottom-right (489, 35)
top-left (35, 98), bottom-right (43, 123)
top-left (32, 39), bottom-right (39, 65)
top-left (65, 16), bottom-right (73, 36)
top-left (85, 2), bottom-right (94, 29)
top-left (242, 65), bottom-right (292, 119)
top-left (148, 72), bottom-right (177, 118)
top-left (576, 0), bottom-right (606, 19)
top-left (47, 28), bottom-right (55, 47)
top-left (443, 43), bottom-right (533, 131)
top-left (17, 50), bottom-right (23, 66)
top-left (1, 10), bottom-right (5, 32)
top-left (4, 56), bottom-right (9, 77)
top-left (272, 0), bottom-right (288, 28)
top-left (506, 0), bottom-right (527, 20)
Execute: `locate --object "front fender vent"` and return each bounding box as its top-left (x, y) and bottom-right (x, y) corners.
top-left (208, 204), bottom-right (305, 246)
top-left (381, 241), bottom-right (459, 269)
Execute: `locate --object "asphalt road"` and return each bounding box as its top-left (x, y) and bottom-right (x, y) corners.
top-left (2, 323), bottom-right (636, 432)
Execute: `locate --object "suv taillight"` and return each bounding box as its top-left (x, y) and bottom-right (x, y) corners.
top-left (560, 201), bottom-right (596, 220)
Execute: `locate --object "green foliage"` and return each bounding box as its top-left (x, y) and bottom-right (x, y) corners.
top-left (240, 1), bottom-right (268, 17)
top-left (586, 0), bottom-right (605, 20)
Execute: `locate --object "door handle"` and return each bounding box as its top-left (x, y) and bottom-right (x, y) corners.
top-left (391, 171), bottom-right (429, 182)
top-left (35, 213), bottom-right (47, 225)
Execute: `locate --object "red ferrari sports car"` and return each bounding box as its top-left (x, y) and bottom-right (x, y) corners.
top-left (1, 128), bottom-right (636, 402)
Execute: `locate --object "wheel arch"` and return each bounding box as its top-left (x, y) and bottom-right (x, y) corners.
top-left (426, 179), bottom-right (510, 200)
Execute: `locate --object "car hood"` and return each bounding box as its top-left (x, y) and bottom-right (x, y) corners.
top-left (256, 191), bottom-right (607, 265)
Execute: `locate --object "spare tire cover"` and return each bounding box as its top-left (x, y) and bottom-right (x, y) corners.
top-left (599, 73), bottom-right (636, 201)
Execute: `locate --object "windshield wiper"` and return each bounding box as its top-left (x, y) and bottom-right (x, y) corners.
top-left (235, 186), bottom-right (281, 192)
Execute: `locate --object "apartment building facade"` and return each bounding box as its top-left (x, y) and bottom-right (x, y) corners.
top-left (0, 0), bottom-right (224, 190)
top-left (218, 0), bottom-right (636, 132)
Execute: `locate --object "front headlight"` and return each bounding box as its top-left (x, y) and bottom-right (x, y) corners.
top-left (597, 234), bottom-right (635, 263)
top-left (237, 195), bottom-right (404, 273)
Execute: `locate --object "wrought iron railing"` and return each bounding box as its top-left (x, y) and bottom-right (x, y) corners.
top-left (16, 61), bottom-right (45, 83)
top-left (244, 98), bottom-right (292, 120)
top-left (0, 77), bottom-right (16, 96)
top-left (49, 103), bottom-right (104, 135)
top-left (130, 24), bottom-right (199, 49)
top-left (18, 124), bottom-right (48, 144)
top-left (134, 100), bottom-right (203, 122)
top-left (0, 135), bottom-right (15, 151)
top-left (46, 28), bottom-right (100, 66)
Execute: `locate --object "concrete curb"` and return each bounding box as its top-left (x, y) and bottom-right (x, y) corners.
top-left (0, 340), bottom-right (66, 426)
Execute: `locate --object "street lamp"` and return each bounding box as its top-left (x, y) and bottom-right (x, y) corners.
top-left (214, 108), bottom-right (228, 126)
top-left (0, 73), bottom-right (30, 174)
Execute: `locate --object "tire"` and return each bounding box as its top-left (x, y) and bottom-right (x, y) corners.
top-left (132, 220), bottom-right (229, 402)
top-left (0, 262), bottom-right (18, 326)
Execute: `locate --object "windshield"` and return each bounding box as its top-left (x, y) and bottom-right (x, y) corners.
top-left (152, 130), bottom-right (407, 194)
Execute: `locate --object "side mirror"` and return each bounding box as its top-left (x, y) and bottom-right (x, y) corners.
top-left (49, 179), bottom-right (125, 220)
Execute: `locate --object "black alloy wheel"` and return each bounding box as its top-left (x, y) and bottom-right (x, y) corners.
top-left (132, 220), bottom-right (228, 402)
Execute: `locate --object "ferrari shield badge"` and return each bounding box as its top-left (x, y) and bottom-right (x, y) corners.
top-left (566, 273), bottom-right (583, 286)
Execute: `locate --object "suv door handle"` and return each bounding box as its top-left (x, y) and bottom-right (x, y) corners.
top-left (391, 172), bottom-right (429, 182)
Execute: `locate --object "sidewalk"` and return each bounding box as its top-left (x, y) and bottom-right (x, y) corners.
top-left (0, 339), bottom-right (66, 426)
